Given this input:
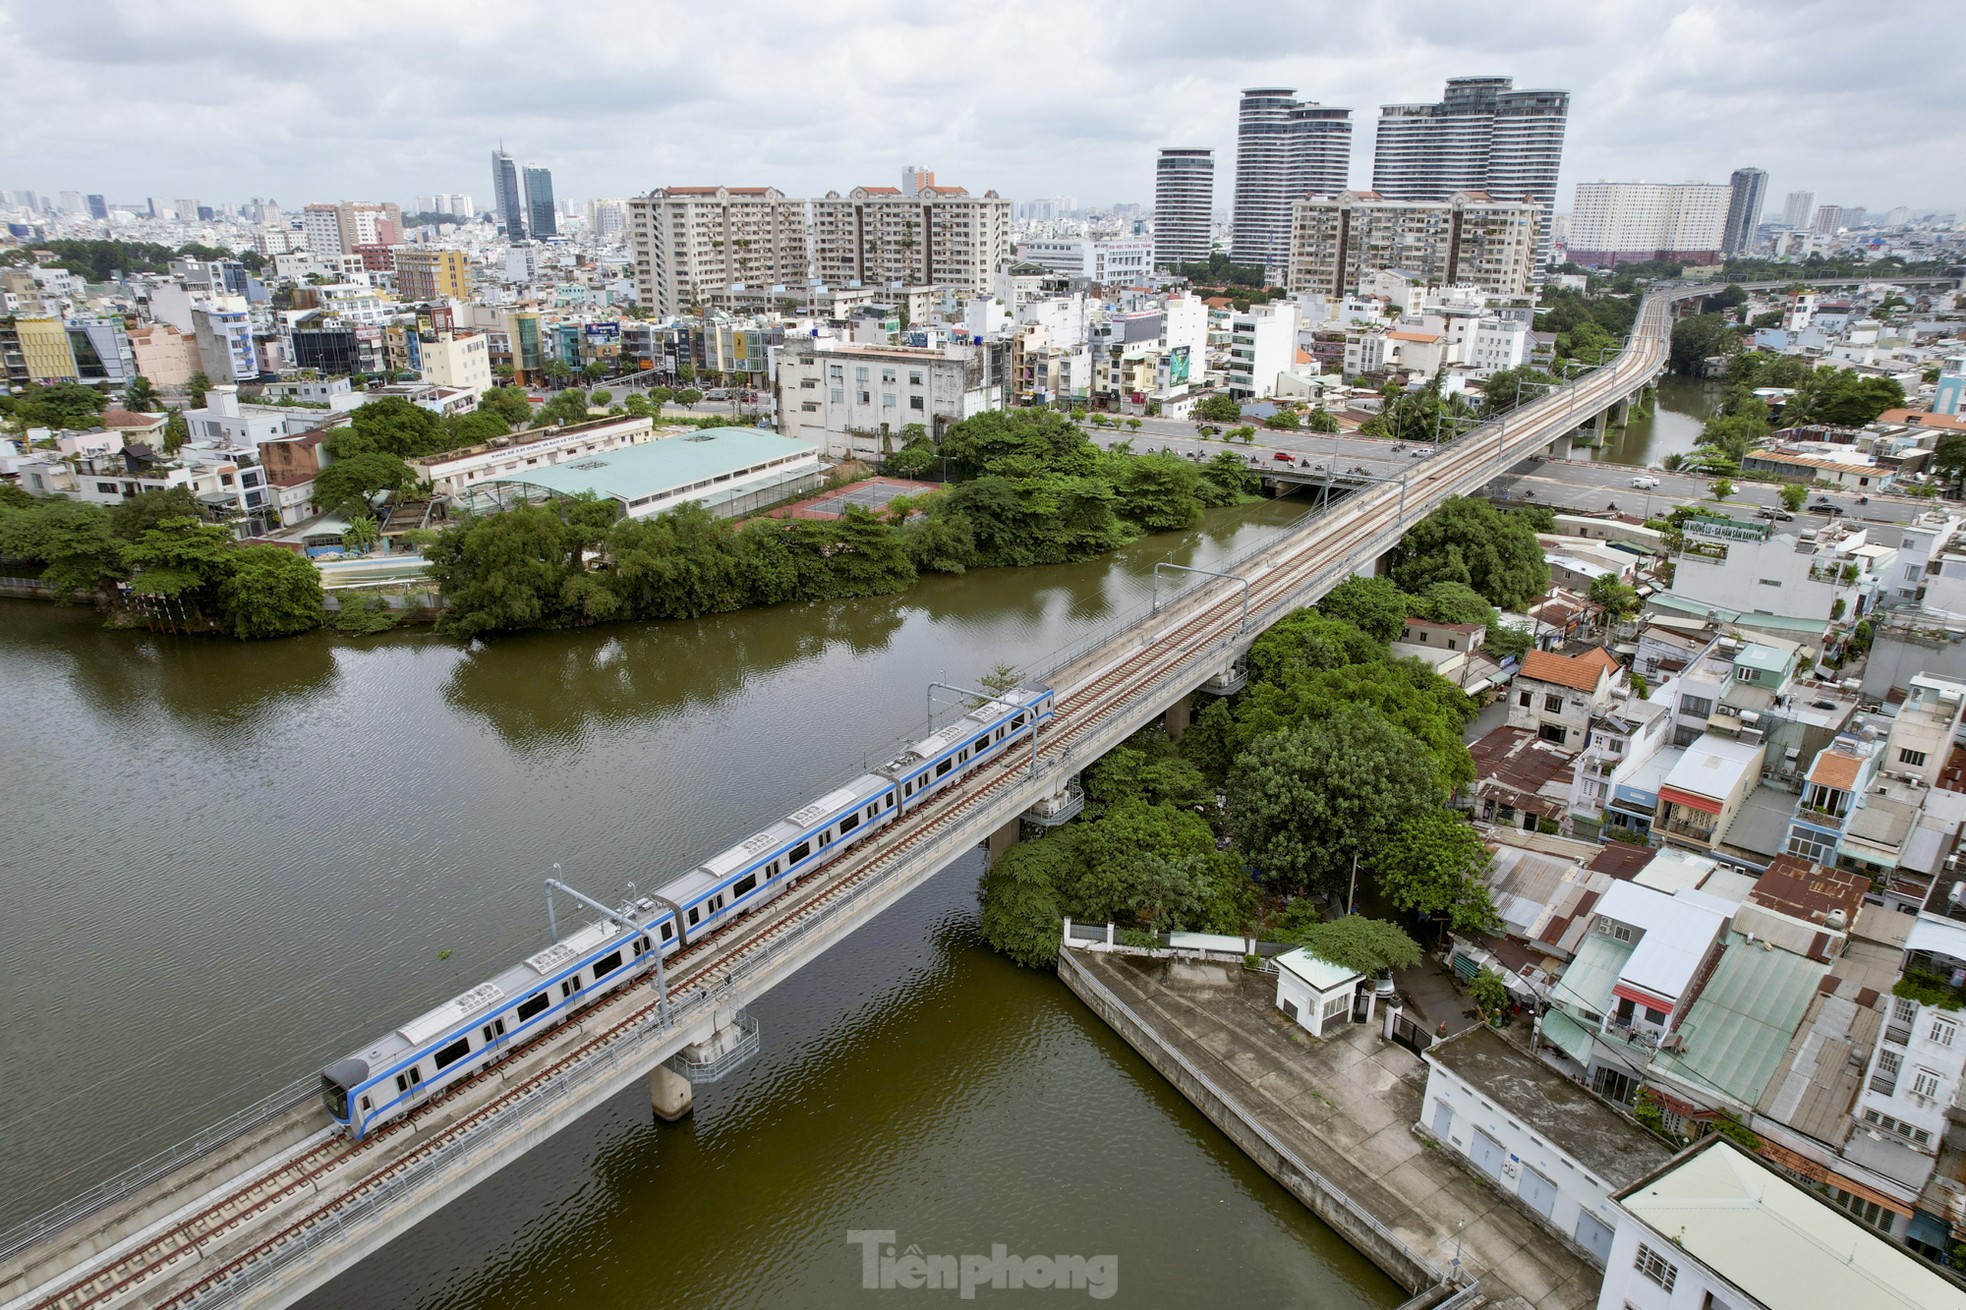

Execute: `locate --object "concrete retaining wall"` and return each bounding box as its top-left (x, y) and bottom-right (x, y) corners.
top-left (1057, 948), bottom-right (1443, 1296)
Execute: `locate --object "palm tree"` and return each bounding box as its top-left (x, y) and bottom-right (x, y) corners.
top-left (1660, 452), bottom-right (1688, 473)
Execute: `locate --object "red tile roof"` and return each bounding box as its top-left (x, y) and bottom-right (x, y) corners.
top-left (100, 408), bottom-right (166, 427)
top-left (1518, 648), bottom-right (1615, 693)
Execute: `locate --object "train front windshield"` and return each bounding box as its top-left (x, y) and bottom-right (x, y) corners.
top-left (320, 1075), bottom-right (349, 1122)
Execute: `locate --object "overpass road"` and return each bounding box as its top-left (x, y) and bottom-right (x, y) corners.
top-left (0, 288), bottom-right (1686, 1310)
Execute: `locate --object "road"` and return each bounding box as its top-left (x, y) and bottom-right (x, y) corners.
top-left (1087, 416), bottom-right (1452, 481)
top-left (1492, 457), bottom-right (1934, 528)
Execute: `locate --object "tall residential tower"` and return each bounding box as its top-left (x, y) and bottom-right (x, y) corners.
top-left (1230, 89), bottom-right (1351, 280)
top-left (1721, 167), bottom-right (1768, 256)
top-left (524, 165), bottom-right (557, 239)
top-left (1782, 190), bottom-right (1815, 229)
top-left (1371, 76), bottom-right (1568, 271)
top-left (1153, 148), bottom-right (1214, 270)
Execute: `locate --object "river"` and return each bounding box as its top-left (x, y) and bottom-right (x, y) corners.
top-left (0, 496), bottom-right (1400, 1309)
top-left (1574, 374), bottom-right (1717, 468)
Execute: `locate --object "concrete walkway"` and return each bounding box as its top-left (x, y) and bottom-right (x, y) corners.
top-left (1070, 951), bottom-right (1599, 1310)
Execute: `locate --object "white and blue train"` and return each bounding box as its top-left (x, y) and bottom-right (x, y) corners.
top-left (321, 682), bottom-right (1056, 1138)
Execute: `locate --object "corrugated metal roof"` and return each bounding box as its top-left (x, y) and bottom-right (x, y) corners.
top-left (1551, 931), bottom-right (1633, 1018)
top-left (1649, 932), bottom-right (1828, 1107)
top-left (492, 429), bottom-right (818, 504)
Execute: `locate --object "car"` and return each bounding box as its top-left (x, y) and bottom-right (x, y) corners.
top-left (704, 387), bottom-right (731, 400)
top-left (1755, 506), bottom-right (1795, 521)
top-left (1630, 475), bottom-right (1661, 489)
top-left (1807, 499), bottom-right (1837, 514)
top-left (1272, 450), bottom-right (1296, 462)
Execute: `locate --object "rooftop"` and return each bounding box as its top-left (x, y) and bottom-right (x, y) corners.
top-left (481, 429), bottom-right (818, 505)
top-left (1519, 646), bottom-right (1618, 692)
top-left (1648, 931), bottom-right (1830, 1108)
top-left (1274, 946), bottom-right (1361, 992)
top-left (1660, 734), bottom-right (1764, 804)
top-left (1427, 1026), bottom-right (1672, 1185)
top-left (1614, 1138), bottom-right (1966, 1310)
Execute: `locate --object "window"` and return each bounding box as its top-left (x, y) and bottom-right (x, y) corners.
top-left (883, 392), bottom-right (896, 408)
top-left (839, 811), bottom-right (859, 834)
top-left (859, 390), bottom-right (870, 404)
top-left (790, 839), bottom-right (812, 863)
top-left (561, 977), bottom-right (580, 997)
top-left (830, 388), bottom-right (844, 404)
top-left (1518, 691), bottom-right (1532, 709)
top-left (395, 1066), bottom-right (423, 1094)
top-left (1913, 1068), bottom-right (1943, 1099)
top-left (591, 950), bottom-right (622, 978)
top-left (1932, 1018), bottom-right (1958, 1047)
top-left (1829, 1189), bottom-right (1891, 1231)
top-left (935, 758), bottom-right (953, 777)
top-left (481, 1018), bottom-right (506, 1043)
top-left (1633, 1244), bottom-right (1677, 1291)
top-left (909, 371), bottom-right (923, 386)
top-left (517, 992), bottom-right (550, 1022)
top-left (881, 368), bottom-right (896, 384)
top-left (1894, 996), bottom-right (1918, 1025)
top-left (855, 366), bottom-right (869, 382)
top-left (733, 873), bottom-right (758, 897)
top-left (1900, 748), bottom-right (1929, 768)
top-left (659, 921), bottom-right (674, 940)
top-left (910, 396), bottom-right (924, 410)
top-left (432, 1037), bottom-right (471, 1070)
top-left (1543, 693), bottom-right (1564, 713)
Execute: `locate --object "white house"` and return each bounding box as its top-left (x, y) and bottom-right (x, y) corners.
top-left (1596, 1137), bottom-right (1965, 1310)
top-left (1272, 948), bottom-right (1362, 1038)
top-left (1421, 1026), bottom-right (1671, 1266)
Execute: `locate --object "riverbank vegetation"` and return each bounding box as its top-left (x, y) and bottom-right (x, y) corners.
top-left (427, 410), bottom-right (1261, 638)
top-left (1676, 350), bottom-right (1907, 477)
top-left (979, 557), bottom-right (1505, 968)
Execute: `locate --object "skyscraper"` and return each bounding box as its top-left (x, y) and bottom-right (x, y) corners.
top-left (1230, 89), bottom-right (1352, 279)
top-left (1154, 148), bottom-right (1214, 270)
top-left (1813, 205), bottom-right (1845, 235)
top-left (525, 165), bottom-right (557, 238)
top-left (902, 165), bottom-right (935, 196)
top-left (1781, 190), bottom-right (1814, 229)
top-left (85, 194), bottom-right (108, 221)
top-left (1371, 76), bottom-right (1568, 271)
top-left (492, 147), bottom-right (526, 240)
top-left (1720, 168), bottom-right (1768, 256)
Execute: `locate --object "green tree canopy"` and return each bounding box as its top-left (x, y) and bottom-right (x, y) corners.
top-left (218, 546), bottom-right (323, 639)
top-left (108, 486), bottom-right (203, 541)
top-left (311, 452), bottom-right (414, 518)
top-left (1317, 574), bottom-right (1414, 643)
top-left (1290, 916), bottom-right (1423, 976)
top-left (1192, 394), bottom-right (1243, 424)
top-left (1226, 705), bottom-right (1446, 894)
top-left (478, 386), bottom-right (536, 427)
top-left (124, 517), bottom-right (238, 611)
top-left (0, 497), bottom-right (124, 596)
top-left (1668, 313), bottom-right (1742, 375)
top-left (1372, 811), bottom-right (1500, 933)
top-left (331, 395), bottom-right (450, 459)
top-left (1389, 497), bottom-right (1550, 611)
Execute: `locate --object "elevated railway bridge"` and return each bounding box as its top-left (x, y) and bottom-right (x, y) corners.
top-left (3, 281), bottom-right (1920, 1310)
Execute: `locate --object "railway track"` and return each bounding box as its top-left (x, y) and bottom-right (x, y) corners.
top-left (16, 309), bottom-right (1670, 1310)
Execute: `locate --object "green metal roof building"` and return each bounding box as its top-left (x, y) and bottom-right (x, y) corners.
top-left (1647, 931), bottom-right (1829, 1114)
top-left (455, 428), bottom-right (822, 520)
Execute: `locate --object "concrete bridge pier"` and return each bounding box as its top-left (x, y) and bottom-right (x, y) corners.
top-left (1162, 693), bottom-right (1195, 741)
top-left (648, 1063), bottom-right (693, 1121)
top-left (986, 816), bottom-right (1023, 866)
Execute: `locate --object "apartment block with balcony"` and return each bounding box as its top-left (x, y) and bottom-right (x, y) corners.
top-left (1508, 647), bottom-right (1621, 749)
top-left (773, 338), bottom-right (1010, 461)
top-left (811, 185), bottom-right (1011, 297)
top-left (1654, 735), bottom-right (1766, 853)
top-left (628, 186), bottom-right (808, 318)
top-left (1668, 517), bottom-right (1890, 627)
top-left (1285, 190), bottom-right (1538, 299)
top-left (1224, 301), bottom-right (1299, 399)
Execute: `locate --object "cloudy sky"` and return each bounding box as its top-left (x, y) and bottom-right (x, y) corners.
top-left (7, 0), bottom-right (1960, 216)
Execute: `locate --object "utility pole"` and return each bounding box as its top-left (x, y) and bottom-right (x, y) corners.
top-left (1348, 854), bottom-right (1359, 917)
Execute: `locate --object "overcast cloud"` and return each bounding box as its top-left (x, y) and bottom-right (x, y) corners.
top-left (5, 0), bottom-right (1960, 215)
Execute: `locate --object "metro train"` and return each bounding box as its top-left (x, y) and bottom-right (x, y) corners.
top-left (320, 682), bottom-right (1056, 1138)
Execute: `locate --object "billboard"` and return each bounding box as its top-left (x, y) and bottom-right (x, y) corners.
top-left (584, 322), bottom-right (621, 340)
top-left (1168, 345), bottom-right (1191, 386)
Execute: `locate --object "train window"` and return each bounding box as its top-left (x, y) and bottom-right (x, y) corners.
top-left (561, 977), bottom-right (579, 998)
top-left (481, 1018), bottom-right (506, 1043)
top-left (866, 803), bottom-right (878, 819)
top-left (359, 1095), bottom-right (371, 1113)
top-left (935, 758), bottom-right (953, 777)
top-left (687, 906), bottom-right (700, 926)
top-left (886, 795), bottom-right (895, 809)
top-left (734, 873), bottom-right (757, 897)
top-left (790, 840), bottom-right (812, 863)
top-left (395, 1074), bottom-right (407, 1094)
top-left (660, 921), bottom-right (675, 940)
top-left (591, 950), bottom-right (623, 978)
top-left (634, 936), bottom-right (649, 956)
top-left (1012, 714), bottom-right (1025, 729)
top-left (433, 1037), bottom-right (471, 1071)
top-left (768, 860), bottom-right (781, 877)
top-left (395, 1066), bottom-right (423, 1094)
top-left (839, 812), bottom-right (859, 834)
top-left (517, 992), bottom-right (549, 1022)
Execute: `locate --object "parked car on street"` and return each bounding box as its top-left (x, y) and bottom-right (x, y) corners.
top-left (1630, 475), bottom-right (1661, 489)
top-left (1756, 506), bottom-right (1795, 521)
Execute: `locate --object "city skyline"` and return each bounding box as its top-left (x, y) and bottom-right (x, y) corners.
top-left (3, 1), bottom-right (1962, 215)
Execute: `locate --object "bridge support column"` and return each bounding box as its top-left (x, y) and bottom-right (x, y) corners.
top-left (1591, 407), bottom-right (1609, 445)
top-left (985, 816), bottom-right (1023, 867)
top-left (1162, 693), bottom-right (1194, 741)
top-left (649, 1064), bottom-right (693, 1121)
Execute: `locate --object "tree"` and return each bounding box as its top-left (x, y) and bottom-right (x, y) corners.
top-left (1192, 394), bottom-right (1242, 424)
top-left (1111, 453), bottom-right (1204, 532)
top-left (445, 410), bottom-right (511, 447)
top-left (1711, 478), bottom-right (1734, 502)
top-left (341, 515), bottom-right (381, 556)
top-left (1317, 574), bottom-right (1414, 642)
top-left (0, 498), bottom-right (124, 596)
top-left (12, 381), bottom-right (107, 431)
top-left (1290, 916), bottom-right (1423, 976)
top-left (1372, 811), bottom-right (1500, 933)
top-left (1933, 433), bottom-right (1966, 493)
top-left (1779, 481), bottom-right (1808, 513)
top-left (582, 361), bottom-right (609, 382)
top-left (590, 388), bottom-right (612, 407)
top-left (531, 388), bottom-right (593, 429)
top-left (332, 395), bottom-right (450, 458)
top-left (123, 375), bottom-right (158, 412)
top-left (1480, 366), bottom-right (1556, 417)
top-left (311, 452), bottom-right (413, 517)
top-left (1197, 451), bottom-right (1256, 503)
top-left (218, 546), bottom-right (323, 639)
top-left (1263, 409), bottom-right (1301, 430)
top-left (978, 838), bottom-right (1071, 968)
top-left (424, 504), bottom-right (584, 638)
top-left (1588, 572), bottom-right (1641, 628)
top-left (1303, 407), bottom-right (1338, 433)
top-left (124, 516), bottom-right (238, 612)
top-left (1668, 314), bottom-right (1741, 376)
top-left (1389, 497), bottom-right (1550, 611)
top-left (1226, 706), bottom-right (1445, 894)
top-left (1124, 417), bottom-right (1142, 432)
top-left (645, 385), bottom-right (674, 409)
top-left (478, 386), bottom-right (535, 427)
top-left (107, 487), bottom-right (201, 541)
top-left (1470, 968), bottom-right (1510, 1018)
top-left (186, 372), bottom-right (211, 408)
top-left (1409, 581), bottom-right (1496, 627)
top-left (161, 408), bottom-right (188, 454)
top-left (675, 388), bottom-right (703, 409)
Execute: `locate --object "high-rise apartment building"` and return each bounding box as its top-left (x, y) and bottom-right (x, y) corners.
top-left (1567, 182), bottom-right (1731, 265)
top-left (492, 148), bottom-right (526, 240)
top-left (301, 201), bottom-right (402, 258)
top-left (1286, 190), bottom-right (1538, 298)
top-left (1230, 89), bottom-right (1352, 279)
top-left (85, 195), bottom-right (108, 221)
top-left (395, 248), bottom-right (472, 302)
top-left (1781, 190), bottom-right (1814, 228)
top-left (1153, 148), bottom-right (1214, 270)
top-left (810, 186), bottom-right (1012, 295)
top-left (1371, 76), bottom-right (1568, 271)
top-left (629, 187), bottom-right (809, 317)
top-left (588, 198), bottom-right (629, 240)
top-left (1721, 167), bottom-right (1768, 256)
top-left (902, 165), bottom-right (935, 196)
top-left (525, 166), bottom-right (557, 238)
top-left (1813, 204), bottom-right (1845, 235)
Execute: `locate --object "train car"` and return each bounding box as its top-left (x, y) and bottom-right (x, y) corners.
top-left (649, 774), bottom-right (896, 947)
top-left (879, 683), bottom-right (1054, 813)
top-left (320, 897), bottom-right (677, 1139)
